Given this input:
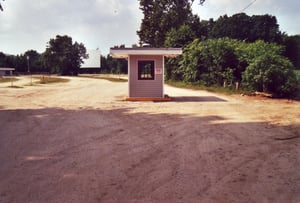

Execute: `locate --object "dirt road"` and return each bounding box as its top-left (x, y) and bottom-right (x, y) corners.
top-left (0, 76), bottom-right (299, 203)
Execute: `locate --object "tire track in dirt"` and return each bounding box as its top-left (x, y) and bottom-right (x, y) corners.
top-left (1, 77), bottom-right (299, 203)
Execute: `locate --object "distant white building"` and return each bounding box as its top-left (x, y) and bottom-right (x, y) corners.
top-left (81, 49), bottom-right (101, 69)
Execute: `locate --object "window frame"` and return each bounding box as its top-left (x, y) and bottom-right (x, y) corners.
top-left (137, 60), bottom-right (155, 80)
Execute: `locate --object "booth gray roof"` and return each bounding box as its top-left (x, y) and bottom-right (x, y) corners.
top-left (110, 47), bottom-right (182, 58)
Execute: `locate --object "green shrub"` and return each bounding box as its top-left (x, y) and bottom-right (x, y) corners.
top-left (243, 54), bottom-right (298, 97)
top-left (173, 38), bottom-right (298, 98)
top-left (179, 38), bottom-right (240, 85)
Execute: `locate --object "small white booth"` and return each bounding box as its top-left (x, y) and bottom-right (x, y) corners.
top-left (110, 47), bottom-right (182, 101)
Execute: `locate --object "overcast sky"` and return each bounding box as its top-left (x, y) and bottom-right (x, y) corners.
top-left (0, 0), bottom-right (299, 56)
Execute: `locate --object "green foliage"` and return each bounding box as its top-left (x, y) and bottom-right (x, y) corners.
top-left (79, 75), bottom-right (128, 83)
top-left (24, 50), bottom-right (45, 73)
top-left (100, 55), bottom-right (127, 74)
top-left (164, 24), bottom-right (196, 48)
top-left (34, 76), bottom-right (70, 84)
top-left (284, 35), bottom-right (300, 68)
top-left (166, 79), bottom-right (246, 95)
top-left (295, 70), bottom-right (300, 80)
top-left (137, 0), bottom-right (195, 47)
top-left (0, 53), bottom-right (27, 73)
top-left (208, 13), bottom-right (283, 43)
top-left (179, 38), bottom-right (239, 85)
top-left (237, 40), bottom-right (284, 64)
top-left (44, 35), bottom-right (87, 75)
top-left (176, 38), bottom-right (299, 98)
top-left (138, 7), bottom-right (285, 50)
top-left (243, 54), bottom-right (298, 97)
top-left (165, 57), bottom-right (183, 81)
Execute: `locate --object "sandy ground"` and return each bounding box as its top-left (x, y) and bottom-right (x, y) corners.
top-left (0, 76), bottom-right (299, 203)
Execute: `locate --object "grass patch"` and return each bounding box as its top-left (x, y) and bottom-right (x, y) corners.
top-left (0, 77), bottom-right (19, 83)
top-left (8, 85), bottom-right (23, 88)
top-left (33, 76), bottom-right (70, 84)
top-left (98, 77), bottom-right (128, 83)
top-left (79, 75), bottom-right (128, 82)
top-left (165, 80), bottom-right (250, 95)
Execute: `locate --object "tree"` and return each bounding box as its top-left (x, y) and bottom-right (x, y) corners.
top-left (284, 35), bottom-right (300, 68)
top-left (99, 55), bottom-right (128, 74)
top-left (242, 53), bottom-right (298, 97)
top-left (24, 50), bottom-right (45, 73)
top-left (179, 38), bottom-right (239, 85)
top-left (173, 38), bottom-right (298, 98)
top-left (164, 24), bottom-right (196, 48)
top-left (43, 35), bottom-right (87, 75)
top-left (210, 13), bottom-right (253, 41)
top-left (251, 14), bottom-right (283, 43)
top-left (208, 13), bottom-right (284, 43)
top-left (0, 52), bottom-right (6, 66)
top-left (137, 0), bottom-right (202, 47)
top-left (0, 0), bottom-right (4, 11)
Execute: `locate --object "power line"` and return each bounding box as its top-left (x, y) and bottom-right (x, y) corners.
top-left (241, 0), bottom-right (257, 12)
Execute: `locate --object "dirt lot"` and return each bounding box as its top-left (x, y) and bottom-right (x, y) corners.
top-left (0, 76), bottom-right (299, 203)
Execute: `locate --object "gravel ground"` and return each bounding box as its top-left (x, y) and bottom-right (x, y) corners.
top-left (0, 76), bottom-right (299, 203)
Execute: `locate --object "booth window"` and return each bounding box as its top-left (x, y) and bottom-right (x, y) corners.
top-left (138, 60), bottom-right (155, 80)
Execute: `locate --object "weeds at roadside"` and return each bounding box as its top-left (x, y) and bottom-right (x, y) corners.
top-left (79, 75), bottom-right (127, 82)
top-left (165, 80), bottom-right (250, 95)
top-left (33, 76), bottom-right (70, 84)
top-left (8, 85), bottom-right (23, 88)
top-left (0, 77), bottom-right (19, 83)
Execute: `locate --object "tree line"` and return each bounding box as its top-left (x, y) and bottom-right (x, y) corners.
top-left (174, 38), bottom-right (298, 98)
top-left (1, 0), bottom-right (299, 97)
top-left (137, 0), bottom-right (300, 98)
top-left (0, 35), bottom-right (87, 75)
top-left (0, 35), bottom-right (128, 75)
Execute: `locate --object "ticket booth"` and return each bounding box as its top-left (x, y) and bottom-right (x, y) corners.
top-left (110, 47), bottom-right (182, 101)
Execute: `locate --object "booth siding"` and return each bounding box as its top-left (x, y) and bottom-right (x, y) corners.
top-left (110, 48), bottom-right (182, 101)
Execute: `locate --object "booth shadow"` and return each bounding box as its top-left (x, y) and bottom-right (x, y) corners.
top-left (171, 96), bottom-right (227, 102)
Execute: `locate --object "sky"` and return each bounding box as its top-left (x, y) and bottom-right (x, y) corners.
top-left (0, 0), bottom-right (299, 56)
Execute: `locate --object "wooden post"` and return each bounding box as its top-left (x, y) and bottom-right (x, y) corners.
top-left (223, 81), bottom-right (226, 88)
top-left (235, 82), bottom-right (239, 90)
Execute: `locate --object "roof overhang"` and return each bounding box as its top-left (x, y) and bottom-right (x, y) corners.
top-left (110, 47), bottom-right (182, 58)
top-left (0, 68), bottom-right (15, 71)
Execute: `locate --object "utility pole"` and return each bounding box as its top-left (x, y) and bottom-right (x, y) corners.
top-left (26, 56), bottom-right (32, 85)
top-left (27, 56), bottom-right (30, 73)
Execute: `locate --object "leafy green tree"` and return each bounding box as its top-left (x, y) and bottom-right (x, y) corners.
top-left (24, 50), bottom-right (45, 73)
top-left (208, 13), bottom-right (283, 43)
top-left (164, 24), bottom-right (196, 48)
top-left (210, 13), bottom-right (252, 41)
top-left (203, 39), bottom-right (298, 97)
top-left (197, 18), bottom-right (215, 39)
top-left (100, 54), bottom-right (127, 74)
top-left (174, 37), bottom-right (298, 98)
top-left (44, 35), bottom-right (87, 75)
top-left (5, 55), bottom-right (27, 73)
top-left (0, 50), bottom-right (48, 73)
top-left (251, 14), bottom-right (283, 43)
top-left (237, 40), bottom-right (284, 65)
top-left (0, 52), bottom-right (19, 70)
top-left (0, 52), bottom-right (7, 67)
top-left (284, 35), bottom-right (300, 68)
top-left (179, 38), bottom-right (239, 85)
top-left (243, 54), bottom-right (298, 97)
top-left (137, 0), bottom-right (201, 47)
